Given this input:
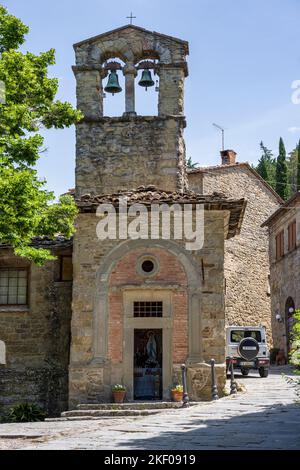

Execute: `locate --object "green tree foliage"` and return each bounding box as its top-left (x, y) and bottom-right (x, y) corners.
top-left (275, 138), bottom-right (289, 200)
top-left (290, 309), bottom-right (300, 370)
top-left (0, 5), bottom-right (82, 264)
top-left (284, 310), bottom-right (300, 396)
top-left (186, 157), bottom-right (199, 169)
top-left (256, 141), bottom-right (276, 189)
top-left (286, 146), bottom-right (299, 196)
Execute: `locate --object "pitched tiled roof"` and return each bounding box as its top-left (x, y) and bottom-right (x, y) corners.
top-left (262, 192), bottom-right (300, 227)
top-left (76, 185), bottom-right (246, 239)
top-left (0, 236), bottom-right (73, 250)
top-left (188, 162), bottom-right (283, 204)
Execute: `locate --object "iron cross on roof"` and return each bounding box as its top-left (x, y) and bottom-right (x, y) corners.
top-left (126, 12), bottom-right (136, 24)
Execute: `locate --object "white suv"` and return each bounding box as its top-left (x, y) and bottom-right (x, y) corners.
top-left (226, 326), bottom-right (270, 377)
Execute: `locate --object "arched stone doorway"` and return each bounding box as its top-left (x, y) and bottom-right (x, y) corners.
top-left (285, 297), bottom-right (295, 355)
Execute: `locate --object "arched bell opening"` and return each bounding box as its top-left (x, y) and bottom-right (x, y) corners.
top-left (102, 57), bottom-right (126, 117)
top-left (135, 59), bottom-right (159, 116)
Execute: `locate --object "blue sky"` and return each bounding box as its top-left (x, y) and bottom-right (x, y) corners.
top-left (3, 0), bottom-right (300, 196)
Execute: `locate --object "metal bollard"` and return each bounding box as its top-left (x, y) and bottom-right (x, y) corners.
top-left (230, 357), bottom-right (237, 395)
top-left (211, 359), bottom-right (219, 400)
top-left (181, 364), bottom-right (190, 407)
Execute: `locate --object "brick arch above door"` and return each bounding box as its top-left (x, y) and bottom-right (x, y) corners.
top-left (91, 239), bottom-right (203, 365)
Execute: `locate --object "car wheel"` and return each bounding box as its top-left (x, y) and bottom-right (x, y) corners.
top-left (241, 368), bottom-right (249, 376)
top-left (259, 367), bottom-right (269, 378)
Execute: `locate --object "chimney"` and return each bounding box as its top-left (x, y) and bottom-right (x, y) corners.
top-left (220, 149), bottom-right (237, 165)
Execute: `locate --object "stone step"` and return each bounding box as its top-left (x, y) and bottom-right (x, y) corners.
top-left (59, 409), bottom-right (163, 419)
top-left (76, 401), bottom-right (197, 411)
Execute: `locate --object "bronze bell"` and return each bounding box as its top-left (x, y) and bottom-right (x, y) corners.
top-left (138, 70), bottom-right (155, 91)
top-left (104, 71), bottom-right (122, 95)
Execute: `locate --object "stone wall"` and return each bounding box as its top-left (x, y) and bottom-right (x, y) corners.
top-left (267, 203), bottom-right (300, 351)
top-left (0, 246), bottom-right (72, 417)
top-left (189, 165), bottom-right (280, 346)
top-left (69, 209), bottom-right (227, 406)
top-left (76, 115), bottom-right (188, 197)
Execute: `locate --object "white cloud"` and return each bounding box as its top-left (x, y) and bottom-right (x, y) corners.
top-left (288, 126), bottom-right (300, 133)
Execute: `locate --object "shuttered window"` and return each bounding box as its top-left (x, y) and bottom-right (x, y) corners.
top-left (288, 220), bottom-right (296, 252)
top-left (275, 230), bottom-right (284, 260)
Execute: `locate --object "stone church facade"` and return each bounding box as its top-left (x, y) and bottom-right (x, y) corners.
top-left (1, 24), bottom-right (280, 416)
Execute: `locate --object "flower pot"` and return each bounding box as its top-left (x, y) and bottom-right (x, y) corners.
top-left (113, 390), bottom-right (126, 403)
top-left (171, 390), bottom-right (183, 402)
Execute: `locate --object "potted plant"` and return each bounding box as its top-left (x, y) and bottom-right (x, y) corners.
top-left (112, 384), bottom-right (126, 403)
top-left (171, 384), bottom-right (183, 402)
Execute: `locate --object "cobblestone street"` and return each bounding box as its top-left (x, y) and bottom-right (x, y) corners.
top-left (0, 366), bottom-right (299, 450)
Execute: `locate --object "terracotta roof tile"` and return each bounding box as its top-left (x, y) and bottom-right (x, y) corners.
top-left (76, 185), bottom-right (246, 239)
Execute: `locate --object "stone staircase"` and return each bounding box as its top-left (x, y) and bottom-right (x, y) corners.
top-left (46, 402), bottom-right (198, 421)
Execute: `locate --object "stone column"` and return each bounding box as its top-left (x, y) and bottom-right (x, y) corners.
top-left (158, 65), bottom-right (185, 116)
top-left (123, 63), bottom-right (137, 116)
top-left (73, 67), bottom-right (103, 119)
top-left (187, 290), bottom-right (203, 364)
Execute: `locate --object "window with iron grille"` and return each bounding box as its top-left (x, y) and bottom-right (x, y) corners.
top-left (133, 301), bottom-right (163, 317)
top-left (0, 269), bottom-right (28, 306)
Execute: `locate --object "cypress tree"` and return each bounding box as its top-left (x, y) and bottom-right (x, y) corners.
top-left (256, 141), bottom-right (276, 188)
top-left (275, 137), bottom-right (288, 200)
top-left (258, 158), bottom-right (268, 181)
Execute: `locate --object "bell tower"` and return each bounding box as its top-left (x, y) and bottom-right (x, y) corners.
top-left (73, 25), bottom-right (189, 196)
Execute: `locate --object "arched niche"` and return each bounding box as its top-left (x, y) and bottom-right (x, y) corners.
top-left (91, 239), bottom-right (203, 366)
top-left (101, 56), bottom-right (126, 117)
top-left (135, 58), bottom-right (159, 116)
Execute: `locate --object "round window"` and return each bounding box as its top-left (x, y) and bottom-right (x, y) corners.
top-left (141, 260), bottom-right (155, 274)
top-left (136, 256), bottom-right (159, 277)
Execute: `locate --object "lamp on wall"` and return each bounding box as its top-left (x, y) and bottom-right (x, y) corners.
top-left (275, 313), bottom-right (283, 323)
top-left (289, 307), bottom-right (295, 314)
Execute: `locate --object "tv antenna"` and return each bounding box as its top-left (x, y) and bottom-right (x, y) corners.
top-left (213, 123), bottom-right (225, 151)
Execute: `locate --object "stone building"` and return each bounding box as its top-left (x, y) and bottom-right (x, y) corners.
top-left (0, 239), bottom-right (73, 415)
top-left (69, 25), bottom-right (245, 406)
top-left (262, 192), bottom-right (300, 354)
top-left (0, 25), bottom-right (247, 415)
top-left (188, 152), bottom-right (282, 344)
